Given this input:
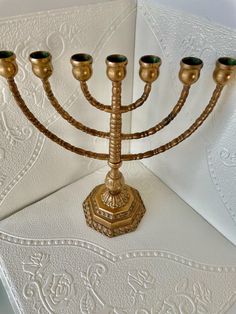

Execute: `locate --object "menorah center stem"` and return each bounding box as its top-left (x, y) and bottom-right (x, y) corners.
top-left (101, 80), bottom-right (130, 207)
top-left (108, 81), bottom-right (122, 164)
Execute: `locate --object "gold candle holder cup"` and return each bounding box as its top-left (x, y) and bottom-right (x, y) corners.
top-left (0, 50), bottom-right (18, 79)
top-left (139, 55), bottom-right (161, 83)
top-left (179, 57), bottom-right (203, 85)
top-left (106, 54), bottom-right (128, 82)
top-left (213, 57), bottom-right (236, 85)
top-left (29, 51), bottom-right (53, 80)
top-left (71, 53), bottom-right (93, 82)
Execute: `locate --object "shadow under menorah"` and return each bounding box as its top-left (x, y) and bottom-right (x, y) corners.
top-left (0, 50), bottom-right (235, 237)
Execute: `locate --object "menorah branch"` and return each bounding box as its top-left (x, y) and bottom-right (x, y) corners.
top-left (121, 84), bottom-right (224, 161)
top-left (80, 81), bottom-right (112, 112)
top-left (7, 78), bottom-right (109, 160)
top-left (120, 83), bottom-right (151, 113)
top-left (122, 85), bottom-right (190, 140)
top-left (80, 81), bottom-right (151, 114)
top-left (42, 79), bottom-right (110, 139)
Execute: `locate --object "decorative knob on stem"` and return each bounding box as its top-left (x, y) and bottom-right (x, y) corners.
top-left (139, 55), bottom-right (161, 83)
top-left (0, 51), bottom-right (18, 79)
top-left (213, 57), bottom-right (236, 85)
top-left (179, 57), bottom-right (203, 85)
top-left (70, 53), bottom-right (93, 82)
top-left (29, 51), bottom-right (53, 80)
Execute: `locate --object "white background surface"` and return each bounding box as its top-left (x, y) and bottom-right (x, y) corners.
top-left (0, 0), bottom-right (236, 313)
top-left (0, 0), bottom-right (236, 28)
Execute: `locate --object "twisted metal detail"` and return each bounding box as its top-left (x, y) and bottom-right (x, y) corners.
top-left (80, 81), bottom-right (112, 113)
top-left (7, 78), bottom-right (109, 160)
top-left (7, 78), bottom-right (224, 162)
top-left (122, 84), bottom-right (224, 160)
top-left (122, 85), bottom-right (190, 139)
top-left (42, 79), bottom-right (110, 139)
top-left (42, 79), bottom-right (190, 141)
top-left (109, 81), bottom-right (122, 164)
top-left (80, 82), bottom-right (151, 113)
top-left (120, 83), bottom-right (151, 113)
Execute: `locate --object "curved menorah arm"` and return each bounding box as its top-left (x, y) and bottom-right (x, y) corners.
top-left (80, 82), bottom-right (152, 114)
top-left (42, 79), bottom-right (110, 139)
top-left (120, 83), bottom-right (152, 113)
top-left (7, 78), bottom-right (109, 160)
top-left (121, 84), bottom-right (224, 161)
top-left (80, 81), bottom-right (112, 113)
top-left (122, 85), bottom-right (190, 140)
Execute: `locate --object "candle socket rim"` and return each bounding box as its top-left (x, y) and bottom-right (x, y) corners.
top-left (71, 53), bottom-right (93, 65)
top-left (139, 55), bottom-right (161, 67)
top-left (106, 54), bottom-right (128, 67)
top-left (181, 57), bottom-right (203, 69)
top-left (0, 50), bottom-right (15, 60)
top-left (29, 51), bottom-right (51, 64)
top-left (217, 57), bottom-right (236, 70)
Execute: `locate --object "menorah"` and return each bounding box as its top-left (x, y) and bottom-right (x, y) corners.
top-left (0, 50), bottom-right (235, 237)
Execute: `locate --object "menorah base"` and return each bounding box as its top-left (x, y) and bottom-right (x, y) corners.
top-left (83, 184), bottom-right (146, 237)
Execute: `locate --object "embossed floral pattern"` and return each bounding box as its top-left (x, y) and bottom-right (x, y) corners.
top-left (23, 252), bottom-right (76, 313)
top-left (0, 112), bottom-right (32, 146)
top-left (128, 270), bottom-right (156, 305)
top-left (78, 263), bottom-right (234, 314)
top-left (5, 241), bottom-right (232, 313)
top-left (159, 279), bottom-right (212, 314)
top-left (220, 148), bottom-right (236, 167)
top-left (45, 272), bottom-right (76, 307)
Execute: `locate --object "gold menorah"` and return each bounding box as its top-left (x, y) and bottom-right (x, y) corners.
top-left (0, 51), bottom-right (235, 237)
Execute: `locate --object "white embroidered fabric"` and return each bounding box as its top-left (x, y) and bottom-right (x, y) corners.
top-left (0, 162), bottom-right (236, 313)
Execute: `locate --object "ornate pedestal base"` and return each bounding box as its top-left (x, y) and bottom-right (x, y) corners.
top-left (83, 184), bottom-right (146, 237)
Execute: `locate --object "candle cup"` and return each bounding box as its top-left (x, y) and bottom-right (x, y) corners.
top-left (29, 51), bottom-right (53, 80)
top-left (0, 51), bottom-right (18, 79)
top-left (139, 55), bottom-right (161, 83)
top-left (71, 53), bottom-right (93, 82)
top-left (213, 57), bottom-right (236, 85)
top-left (106, 54), bottom-right (128, 82)
top-left (179, 57), bottom-right (203, 85)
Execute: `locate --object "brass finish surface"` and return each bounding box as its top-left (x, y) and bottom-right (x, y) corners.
top-left (7, 78), bottom-right (109, 160)
top-left (179, 57), bottom-right (203, 85)
top-left (29, 51), bottom-right (53, 80)
top-left (213, 57), bottom-right (236, 85)
top-left (1, 50), bottom-right (235, 237)
top-left (139, 55), bottom-right (161, 83)
top-left (122, 85), bottom-right (190, 140)
top-left (80, 81), bottom-right (112, 113)
top-left (83, 184), bottom-right (146, 237)
top-left (0, 51), bottom-right (18, 79)
top-left (80, 81), bottom-right (152, 113)
top-left (70, 53), bottom-right (93, 82)
top-left (121, 84), bottom-right (224, 160)
top-left (106, 54), bottom-right (128, 82)
top-left (42, 79), bottom-right (110, 139)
